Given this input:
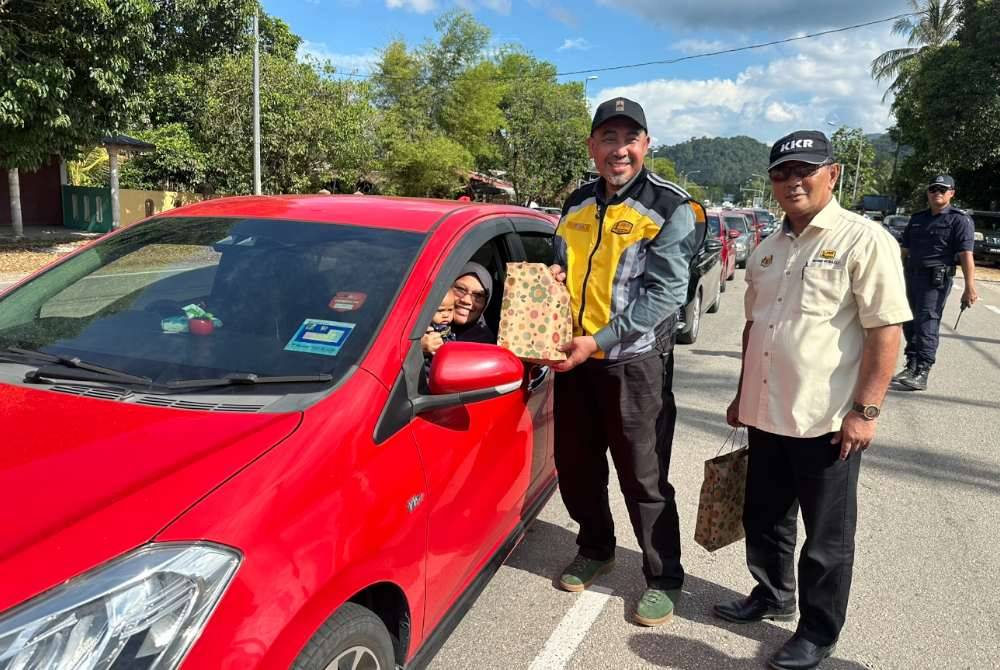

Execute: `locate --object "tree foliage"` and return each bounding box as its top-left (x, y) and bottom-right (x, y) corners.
top-left (830, 127), bottom-right (878, 208)
top-left (656, 136), bottom-right (770, 196)
top-left (870, 0), bottom-right (960, 101)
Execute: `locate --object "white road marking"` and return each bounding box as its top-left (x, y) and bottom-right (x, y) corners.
top-left (528, 586), bottom-right (613, 670)
top-left (986, 305), bottom-right (1000, 316)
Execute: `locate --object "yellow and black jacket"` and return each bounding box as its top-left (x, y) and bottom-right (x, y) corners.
top-left (555, 168), bottom-right (699, 361)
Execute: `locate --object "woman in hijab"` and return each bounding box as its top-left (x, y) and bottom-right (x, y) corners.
top-left (422, 262), bottom-right (495, 354)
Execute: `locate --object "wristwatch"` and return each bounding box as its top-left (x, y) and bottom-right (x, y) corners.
top-left (852, 401), bottom-right (880, 421)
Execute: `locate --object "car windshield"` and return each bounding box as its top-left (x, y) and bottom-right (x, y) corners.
top-left (0, 216), bottom-right (425, 390)
top-left (724, 215), bottom-right (749, 234)
top-left (885, 216), bottom-right (909, 229)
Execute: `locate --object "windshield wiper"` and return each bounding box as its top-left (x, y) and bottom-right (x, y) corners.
top-left (165, 372), bottom-right (333, 390)
top-left (8, 347), bottom-right (154, 386)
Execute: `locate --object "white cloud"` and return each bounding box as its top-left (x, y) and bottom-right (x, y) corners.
top-left (592, 27), bottom-right (907, 145)
top-left (558, 37), bottom-right (592, 52)
top-left (456, 0), bottom-right (513, 12)
top-left (672, 39), bottom-right (726, 55)
top-left (297, 40), bottom-right (379, 74)
top-left (594, 0), bottom-right (912, 32)
top-left (385, 0), bottom-right (437, 12)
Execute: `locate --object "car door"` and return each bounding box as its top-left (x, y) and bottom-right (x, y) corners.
top-left (401, 218), bottom-right (537, 631)
top-left (508, 217), bottom-right (558, 511)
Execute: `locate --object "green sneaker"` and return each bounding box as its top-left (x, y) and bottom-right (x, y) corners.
top-left (558, 555), bottom-right (615, 592)
top-left (633, 588), bottom-right (680, 626)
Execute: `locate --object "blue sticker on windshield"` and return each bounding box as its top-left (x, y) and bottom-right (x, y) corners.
top-left (284, 319), bottom-right (354, 356)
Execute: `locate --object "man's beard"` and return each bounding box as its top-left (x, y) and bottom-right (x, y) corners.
top-left (607, 171), bottom-right (633, 186)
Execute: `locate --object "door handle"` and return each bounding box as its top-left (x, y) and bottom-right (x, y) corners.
top-left (527, 365), bottom-right (549, 393)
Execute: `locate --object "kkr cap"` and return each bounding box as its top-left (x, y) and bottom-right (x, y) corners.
top-left (591, 97), bottom-right (647, 134)
top-left (768, 130), bottom-right (834, 170)
top-left (928, 174), bottom-right (955, 189)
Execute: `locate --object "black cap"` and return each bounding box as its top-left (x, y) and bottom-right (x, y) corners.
top-left (768, 130), bottom-right (834, 170)
top-left (591, 97), bottom-right (647, 134)
top-left (928, 174), bottom-right (955, 189)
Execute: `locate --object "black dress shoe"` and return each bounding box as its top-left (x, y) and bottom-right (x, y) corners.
top-left (713, 596), bottom-right (796, 624)
top-left (768, 633), bottom-right (836, 670)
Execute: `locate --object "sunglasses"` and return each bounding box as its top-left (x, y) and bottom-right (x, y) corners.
top-left (927, 185), bottom-right (951, 194)
top-left (768, 161), bottom-right (832, 181)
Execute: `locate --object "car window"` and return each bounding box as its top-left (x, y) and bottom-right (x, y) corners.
top-left (724, 215), bottom-right (748, 234)
top-left (708, 216), bottom-right (721, 237)
top-left (0, 217), bottom-right (425, 388)
top-left (519, 232), bottom-right (554, 265)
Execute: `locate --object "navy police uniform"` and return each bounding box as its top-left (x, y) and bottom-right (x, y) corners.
top-left (900, 205), bottom-right (974, 367)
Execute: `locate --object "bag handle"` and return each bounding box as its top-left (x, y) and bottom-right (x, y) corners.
top-left (715, 426), bottom-right (747, 457)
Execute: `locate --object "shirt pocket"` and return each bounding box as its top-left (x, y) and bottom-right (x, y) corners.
top-left (799, 265), bottom-right (847, 317)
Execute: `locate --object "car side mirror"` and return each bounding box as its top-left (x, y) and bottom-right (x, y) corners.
top-left (704, 238), bottom-right (723, 253)
top-left (728, 229), bottom-right (742, 239)
top-left (413, 342), bottom-right (523, 414)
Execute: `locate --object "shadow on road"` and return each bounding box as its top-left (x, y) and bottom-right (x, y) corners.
top-left (687, 348), bottom-right (743, 360)
top-left (506, 520), bottom-right (867, 669)
top-left (939, 332), bottom-right (1000, 346)
top-left (863, 441), bottom-right (1000, 497)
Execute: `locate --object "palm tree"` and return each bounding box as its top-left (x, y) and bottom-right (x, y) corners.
top-left (871, 0), bottom-right (961, 100)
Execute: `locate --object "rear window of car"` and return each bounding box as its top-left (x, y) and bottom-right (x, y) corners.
top-left (0, 216), bottom-right (425, 390)
top-left (885, 215), bottom-right (910, 229)
top-left (708, 215), bottom-right (721, 236)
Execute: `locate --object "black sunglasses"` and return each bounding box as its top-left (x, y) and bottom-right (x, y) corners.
top-left (927, 185), bottom-right (951, 194)
top-left (768, 161), bottom-right (833, 181)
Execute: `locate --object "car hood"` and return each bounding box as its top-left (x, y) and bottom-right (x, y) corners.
top-left (0, 383), bottom-right (302, 611)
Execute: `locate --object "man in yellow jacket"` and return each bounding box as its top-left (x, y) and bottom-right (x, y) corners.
top-left (549, 97), bottom-right (703, 626)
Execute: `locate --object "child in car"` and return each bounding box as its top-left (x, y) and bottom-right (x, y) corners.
top-left (421, 292), bottom-right (457, 389)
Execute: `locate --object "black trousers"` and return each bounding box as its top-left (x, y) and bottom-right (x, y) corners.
top-left (903, 268), bottom-right (952, 366)
top-left (553, 350), bottom-right (684, 590)
top-left (744, 427), bottom-right (861, 647)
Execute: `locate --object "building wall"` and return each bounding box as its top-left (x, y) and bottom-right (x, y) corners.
top-left (119, 190), bottom-right (206, 227)
top-left (0, 158), bottom-right (64, 228)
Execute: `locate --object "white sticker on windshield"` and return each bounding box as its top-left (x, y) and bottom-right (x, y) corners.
top-left (284, 319), bottom-right (354, 356)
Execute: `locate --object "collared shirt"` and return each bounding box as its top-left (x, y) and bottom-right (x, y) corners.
top-left (739, 199), bottom-right (912, 438)
top-left (901, 206), bottom-right (975, 268)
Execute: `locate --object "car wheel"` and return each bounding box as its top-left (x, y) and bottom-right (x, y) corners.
top-left (708, 280), bottom-right (722, 313)
top-left (292, 603), bottom-right (395, 670)
top-left (676, 289), bottom-right (701, 344)
top-left (719, 268), bottom-right (727, 293)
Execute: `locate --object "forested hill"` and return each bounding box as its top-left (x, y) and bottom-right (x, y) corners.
top-left (654, 136), bottom-right (770, 192)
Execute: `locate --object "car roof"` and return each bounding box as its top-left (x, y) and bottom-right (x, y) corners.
top-left (156, 194), bottom-right (547, 234)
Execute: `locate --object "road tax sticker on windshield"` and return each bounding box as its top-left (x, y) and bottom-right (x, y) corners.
top-left (329, 291), bottom-right (367, 312)
top-left (285, 319), bottom-right (354, 356)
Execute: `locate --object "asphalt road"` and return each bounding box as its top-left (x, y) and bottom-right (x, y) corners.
top-left (430, 270), bottom-right (1000, 670)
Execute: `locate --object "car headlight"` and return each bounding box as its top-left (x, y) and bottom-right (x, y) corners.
top-left (0, 543), bottom-right (240, 670)
top-left (974, 231), bottom-right (984, 241)
top-left (735, 241), bottom-right (747, 251)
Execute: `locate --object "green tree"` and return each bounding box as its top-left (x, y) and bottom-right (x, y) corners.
top-left (830, 127), bottom-right (878, 208)
top-left (870, 0), bottom-right (960, 101)
top-left (119, 123), bottom-right (208, 192)
top-left (657, 136), bottom-right (770, 196)
top-left (382, 130), bottom-right (473, 197)
top-left (645, 156), bottom-right (678, 182)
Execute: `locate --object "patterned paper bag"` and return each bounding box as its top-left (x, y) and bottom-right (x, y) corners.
top-left (497, 262), bottom-right (572, 364)
top-left (694, 429), bottom-right (749, 552)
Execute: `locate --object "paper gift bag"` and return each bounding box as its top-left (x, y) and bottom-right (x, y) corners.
top-left (497, 262), bottom-right (572, 364)
top-left (694, 431), bottom-right (749, 552)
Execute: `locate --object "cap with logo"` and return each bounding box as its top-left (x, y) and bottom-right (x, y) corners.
top-left (768, 130), bottom-right (834, 170)
top-left (591, 97), bottom-right (647, 134)
top-left (927, 174), bottom-right (955, 189)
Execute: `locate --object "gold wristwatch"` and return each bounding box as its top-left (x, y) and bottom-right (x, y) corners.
top-left (852, 401), bottom-right (880, 421)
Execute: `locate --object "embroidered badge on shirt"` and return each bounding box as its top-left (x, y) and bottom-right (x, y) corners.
top-left (760, 255), bottom-right (773, 268)
top-left (820, 249), bottom-right (837, 260)
top-left (610, 220), bottom-right (634, 235)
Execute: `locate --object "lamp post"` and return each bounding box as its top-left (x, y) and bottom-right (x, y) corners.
top-left (681, 169), bottom-right (701, 190)
top-left (751, 173), bottom-right (768, 209)
top-left (583, 76), bottom-right (598, 108)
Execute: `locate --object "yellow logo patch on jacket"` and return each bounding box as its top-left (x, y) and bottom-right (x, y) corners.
top-left (611, 220), bottom-right (634, 235)
top-left (820, 249), bottom-right (837, 260)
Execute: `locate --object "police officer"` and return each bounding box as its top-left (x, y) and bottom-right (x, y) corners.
top-left (895, 175), bottom-right (979, 391)
top-left (548, 97), bottom-right (702, 627)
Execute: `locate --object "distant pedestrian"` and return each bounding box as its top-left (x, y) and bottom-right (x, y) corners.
top-left (719, 130), bottom-right (911, 670)
top-left (894, 175), bottom-right (978, 391)
top-left (548, 97), bottom-right (702, 627)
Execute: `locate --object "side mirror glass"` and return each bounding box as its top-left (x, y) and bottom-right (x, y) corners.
top-left (704, 238), bottom-right (723, 253)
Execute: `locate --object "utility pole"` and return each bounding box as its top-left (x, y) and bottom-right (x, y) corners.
top-left (252, 9), bottom-right (262, 195)
top-left (851, 137), bottom-right (863, 205)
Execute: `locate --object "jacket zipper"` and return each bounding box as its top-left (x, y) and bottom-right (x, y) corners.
top-left (578, 201), bottom-right (607, 330)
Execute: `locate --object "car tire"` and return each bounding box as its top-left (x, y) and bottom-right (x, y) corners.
top-left (676, 289), bottom-right (701, 345)
top-left (292, 603), bottom-right (395, 670)
top-left (719, 269), bottom-right (727, 293)
top-left (708, 280), bottom-right (722, 313)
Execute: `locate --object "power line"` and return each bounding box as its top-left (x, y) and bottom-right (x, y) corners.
top-left (330, 10), bottom-right (926, 82)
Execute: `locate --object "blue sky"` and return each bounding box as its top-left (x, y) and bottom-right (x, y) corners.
top-left (262, 0), bottom-right (913, 146)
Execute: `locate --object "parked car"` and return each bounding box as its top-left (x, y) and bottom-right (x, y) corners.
top-left (883, 214), bottom-right (910, 242)
top-left (737, 208), bottom-right (766, 247)
top-left (971, 210), bottom-right (1000, 266)
top-left (676, 215), bottom-right (723, 345)
top-left (708, 212), bottom-right (737, 283)
top-left (0, 196), bottom-right (565, 669)
top-left (717, 210), bottom-right (756, 268)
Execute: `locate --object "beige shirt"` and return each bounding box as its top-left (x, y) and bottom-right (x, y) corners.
top-left (739, 198), bottom-right (912, 438)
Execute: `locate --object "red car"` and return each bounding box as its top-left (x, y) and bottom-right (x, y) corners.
top-left (0, 196), bottom-right (559, 669)
top-left (707, 212), bottom-right (737, 285)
